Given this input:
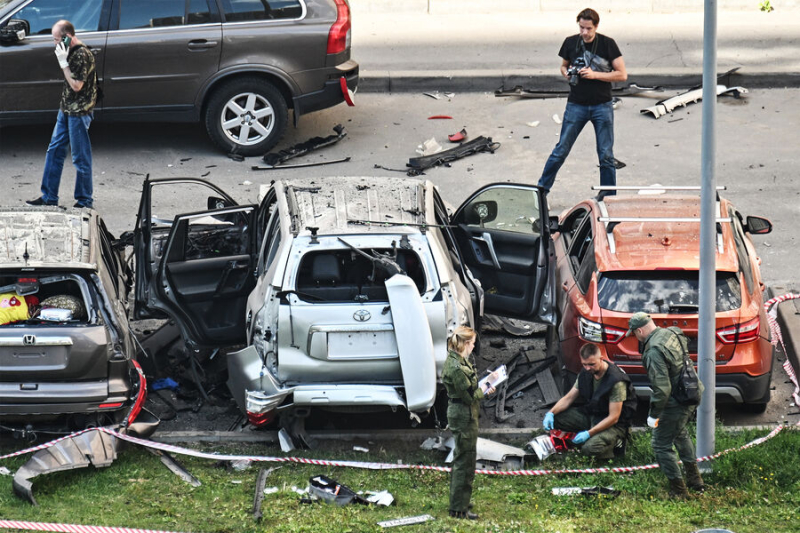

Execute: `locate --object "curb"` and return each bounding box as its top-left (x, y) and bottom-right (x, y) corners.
top-left (769, 286), bottom-right (800, 381)
top-left (359, 70), bottom-right (800, 94)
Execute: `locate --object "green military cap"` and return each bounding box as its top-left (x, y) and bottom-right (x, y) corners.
top-left (626, 312), bottom-right (652, 336)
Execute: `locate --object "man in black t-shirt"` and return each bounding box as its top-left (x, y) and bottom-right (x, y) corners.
top-left (538, 8), bottom-right (627, 196)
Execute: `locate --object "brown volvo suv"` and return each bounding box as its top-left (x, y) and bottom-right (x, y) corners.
top-left (0, 0), bottom-right (358, 156)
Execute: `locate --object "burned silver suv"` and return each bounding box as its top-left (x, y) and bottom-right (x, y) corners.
top-left (0, 0), bottom-right (358, 156)
top-left (0, 207), bottom-right (144, 433)
top-left (133, 177), bottom-right (555, 427)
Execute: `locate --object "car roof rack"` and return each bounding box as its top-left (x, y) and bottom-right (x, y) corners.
top-left (590, 186), bottom-right (730, 254)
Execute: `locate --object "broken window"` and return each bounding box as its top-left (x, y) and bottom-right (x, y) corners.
top-left (0, 274), bottom-right (93, 325)
top-left (294, 248), bottom-right (426, 303)
top-left (459, 187), bottom-right (541, 235)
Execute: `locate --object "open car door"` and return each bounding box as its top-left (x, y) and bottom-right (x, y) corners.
top-left (451, 183), bottom-right (555, 324)
top-left (133, 177), bottom-right (257, 348)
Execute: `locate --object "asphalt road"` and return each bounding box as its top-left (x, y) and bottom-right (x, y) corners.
top-left (2, 89), bottom-right (798, 286)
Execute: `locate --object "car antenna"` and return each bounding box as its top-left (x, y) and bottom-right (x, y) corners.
top-left (23, 242), bottom-right (29, 267)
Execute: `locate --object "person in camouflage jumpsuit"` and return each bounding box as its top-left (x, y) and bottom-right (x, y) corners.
top-left (442, 326), bottom-right (496, 520)
top-left (27, 20), bottom-right (98, 209)
top-left (628, 312), bottom-right (706, 498)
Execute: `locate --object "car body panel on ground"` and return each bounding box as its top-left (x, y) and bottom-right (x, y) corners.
top-left (134, 176), bottom-right (554, 424)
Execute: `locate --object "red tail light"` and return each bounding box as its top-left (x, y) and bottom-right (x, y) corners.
top-left (327, 0), bottom-right (351, 55)
top-left (99, 402), bottom-right (124, 409)
top-left (716, 317), bottom-right (760, 344)
top-left (247, 411), bottom-right (276, 427)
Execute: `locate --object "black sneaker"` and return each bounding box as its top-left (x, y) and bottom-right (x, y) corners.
top-left (73, 202), bottom-right (92, 208)
top-left (26, 197), bottom-right (57, 206)
top-left (449, 510), bottom-right (479, 520)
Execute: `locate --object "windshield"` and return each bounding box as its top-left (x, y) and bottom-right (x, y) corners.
top-left (597, 271), bottom-right (741, 314)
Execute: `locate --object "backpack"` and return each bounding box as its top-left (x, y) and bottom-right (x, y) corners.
top-left (666, 326), bottom-right (702, 406)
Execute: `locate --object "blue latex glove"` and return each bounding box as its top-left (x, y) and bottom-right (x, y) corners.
top-left (572, 430), bottom-right (591, 444)
top-left (543, 412), bottom-right (554, 431)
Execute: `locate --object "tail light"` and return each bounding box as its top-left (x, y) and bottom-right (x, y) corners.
top-left (578, 317), bottom-right (627, 345)
top-left (247, 411), bottom-right (276, 427)
top-left (716, 317), bottom-right (760, 344)
top-left (327, 0), bottom-right (351, 55)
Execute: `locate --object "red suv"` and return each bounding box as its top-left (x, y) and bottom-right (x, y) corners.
top-left (549, 189), bottom-right (774, 412)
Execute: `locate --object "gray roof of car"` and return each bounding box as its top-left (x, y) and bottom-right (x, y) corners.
top-left (0, 207), bottom-right (95, 269)
top-left (279, 176), bottom-right (429, 235)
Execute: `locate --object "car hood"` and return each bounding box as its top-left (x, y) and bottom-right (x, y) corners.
top-left (0, 207), bottom-right (96, 269)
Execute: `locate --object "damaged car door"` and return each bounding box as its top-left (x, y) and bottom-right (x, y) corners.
top-left (133, 177), bottom-right (257, 348)
top-left (451, 183), bottom-right (555, 324)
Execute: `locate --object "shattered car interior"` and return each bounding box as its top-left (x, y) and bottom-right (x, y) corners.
top-left (133, 176), bottom-right (555, 431)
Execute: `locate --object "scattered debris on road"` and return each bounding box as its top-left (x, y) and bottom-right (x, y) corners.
top-left (640, 85), bottom-right (748, 119)
top-left (378, 514), bottom-right (435, 528)
top-left (447, 128), bottom-right (467, 142)
top-left (552, 486), bottom-right (620, 497)
top-left (405, 136), bottom-right (499, 176)
top-left (262, 124), bottom-right (347, 166)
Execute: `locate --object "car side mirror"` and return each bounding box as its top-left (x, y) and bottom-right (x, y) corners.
top-left (208, 196), bottom-right (234, 210)
top-left (0, 19), bottom-right (30, 44)
top-left (548, 216), bottom-right (561, 234)
top-left (462, 200), bottom-right (498, 226)
top-left (744, 216), bottom-right (772, 235)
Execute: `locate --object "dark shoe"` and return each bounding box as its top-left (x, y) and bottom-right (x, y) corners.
top-left (26, 197), bottom-right (57, 206)
top-left (449, 510), bottom-right (479, 520)
top-left (73, 202), bottom-right (92, 208)
top-left (684, 462), bottom-right (706, 493)
top-left (667, 477), bottom-right (689, 499)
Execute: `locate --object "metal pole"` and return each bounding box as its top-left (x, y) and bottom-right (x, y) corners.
top-left (697, 0), bottom-right (718, 461)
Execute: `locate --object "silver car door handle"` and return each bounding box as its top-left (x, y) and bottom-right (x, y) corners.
top-left (89, 47), bottom-right (102, 55)
top-left (473, 232), bottom-right (501, 270)
top-left (187, 40), bottom-right (219, 50)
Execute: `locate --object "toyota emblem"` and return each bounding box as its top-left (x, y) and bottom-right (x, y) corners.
top-left (353, 310), bottom-right (371, 322)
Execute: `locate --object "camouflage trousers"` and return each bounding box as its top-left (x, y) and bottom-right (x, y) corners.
top-left (652, 404), bottom-right (698, 480)
top-left (554, 407), bottom-right (627, 459)
top-left (448, 402), bottom-right (478, 512)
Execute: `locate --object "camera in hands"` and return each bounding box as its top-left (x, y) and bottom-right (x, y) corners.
top-left (567, 56), bottom-right (588, 86)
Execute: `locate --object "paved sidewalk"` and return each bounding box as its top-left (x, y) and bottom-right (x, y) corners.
top-left (352, 10), bottom-right (800, 92)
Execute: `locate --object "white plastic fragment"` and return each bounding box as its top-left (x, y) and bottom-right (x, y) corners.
top-left (378, 514), bottom-right (434, 528)
top-left (0, 467), bottom-right (10, 476)
top-left (365, 490), bottom-right (394, 506)
top-left (526, 121), bottom-right (540, 127)
top-left (278, 428), bottom-right (295, 452)
top-left (242, 180), bottom-right (252, 185)
top-left (416, 137), bottom-right (443, 156)
top-left (353, 446), bottom-right (369, 453)
top-left (552, 114), bottom-right (562, 124)
top-left (263, 487), bottom-right (279, 495)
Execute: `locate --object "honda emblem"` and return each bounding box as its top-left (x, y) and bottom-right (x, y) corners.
top-left (353, 310), bottom-right (371, 322)
top-left (22, 334), bottom-right (36, 346)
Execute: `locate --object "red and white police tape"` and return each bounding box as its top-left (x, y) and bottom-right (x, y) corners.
top-left (765, 292), bottom-right (800, 412)
top-left (0, 520), bottom-right (185, 533)
top-left (0, 424), bottom-right (786, 477)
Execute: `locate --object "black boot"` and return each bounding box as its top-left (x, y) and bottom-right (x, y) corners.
top-left (449, 510), bottom-right (479, 520)
top-left (684, 462), bottom-right (706, 493)
top-left (668, 477), bottom-right (689, 499)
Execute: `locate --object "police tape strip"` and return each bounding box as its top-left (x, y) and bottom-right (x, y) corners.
top-left (0, 424), bottom-right (785, 477)
top-left (0, 519), bottom-right (185, 533)
top-left (764, 293), bottom-right (800, 411)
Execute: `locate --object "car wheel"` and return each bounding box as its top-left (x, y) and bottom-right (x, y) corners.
top-left (205, 77), bottom-right (288, 157)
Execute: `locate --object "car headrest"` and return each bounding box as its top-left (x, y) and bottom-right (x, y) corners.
top-left (312, 255), bottom-right (341, 284)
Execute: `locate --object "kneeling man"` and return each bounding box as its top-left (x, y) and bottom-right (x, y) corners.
top-left (543, 343), bottom-right (637, 458)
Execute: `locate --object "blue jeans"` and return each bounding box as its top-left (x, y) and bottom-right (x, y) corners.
top-left (538, 100), bottom-right (616, 194)
top-left (41, 110), bottom-right (93, 207)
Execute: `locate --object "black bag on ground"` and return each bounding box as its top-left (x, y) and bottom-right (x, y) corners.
top-left (667, 326), bottom-right (702, 406)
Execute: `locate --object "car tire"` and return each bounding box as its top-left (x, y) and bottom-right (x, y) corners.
top-left (205, 77), bottom-right (288, 157)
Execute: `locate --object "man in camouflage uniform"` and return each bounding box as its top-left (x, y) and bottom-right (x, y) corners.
top-left (27, 20), bottom-right (97, 209)
top-left (544, 343), bottom-right (637, 459)
top-left (628, 312), bottom-right (706, 498)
